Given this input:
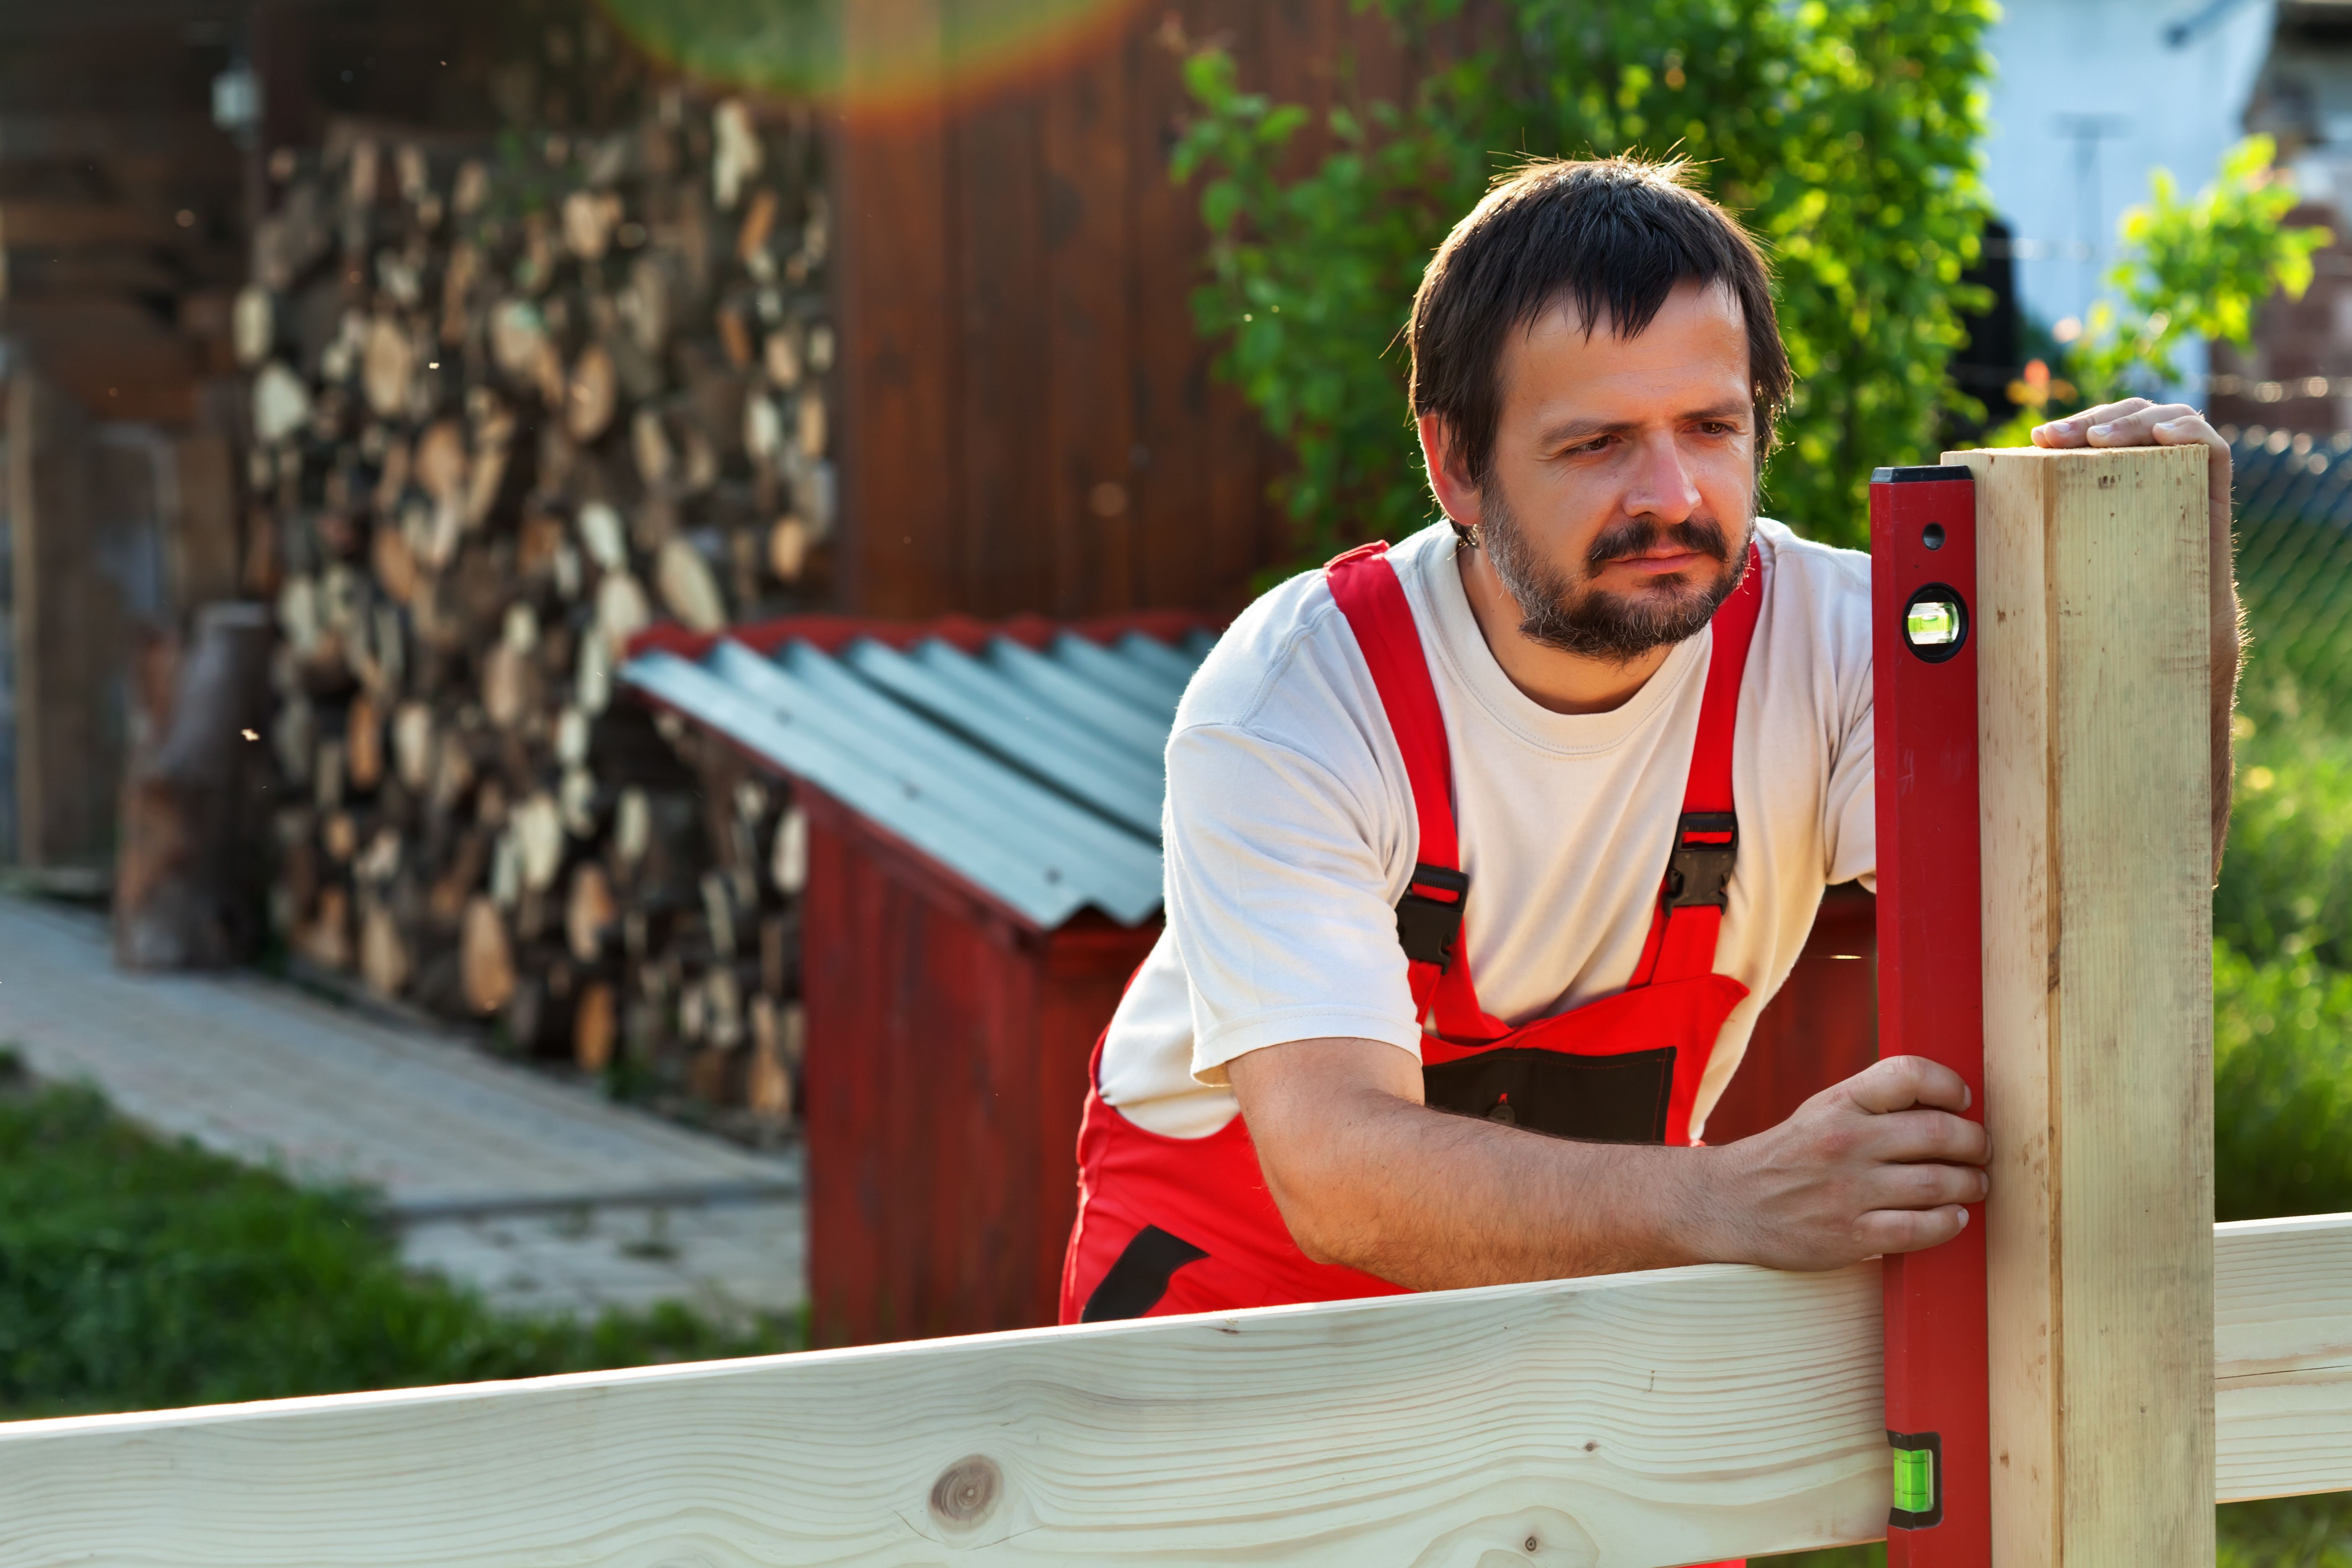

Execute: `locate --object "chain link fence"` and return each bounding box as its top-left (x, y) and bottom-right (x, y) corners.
top-left (2224, 427), bottom-right (2352, 720)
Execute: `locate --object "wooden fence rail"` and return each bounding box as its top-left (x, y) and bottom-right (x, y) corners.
top-left (1, 1212), bottom-right (2344, 1567)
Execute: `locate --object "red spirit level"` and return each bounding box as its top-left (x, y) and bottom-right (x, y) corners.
top-left (1870, 464), bottom-right (1991, 1566)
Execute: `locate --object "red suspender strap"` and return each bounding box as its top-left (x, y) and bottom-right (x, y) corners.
top-left (1324, 544), bottom-right (1503, 1041)
top-left (1325, 544), bottom-right (1457, 869)
top-left (1638, 541), bottom-right (1767, 984)
top-left (1328, 538), bottom-right (1766, 1031)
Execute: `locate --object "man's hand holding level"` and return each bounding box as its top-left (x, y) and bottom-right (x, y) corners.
top-left (1231, 1040), bottom-right (1990, 1288)
top-left (1697, 1055), bottom-right (1990, 1271)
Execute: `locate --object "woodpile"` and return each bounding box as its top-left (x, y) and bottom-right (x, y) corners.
top-left (243, 92), bottom-right (827, 1134)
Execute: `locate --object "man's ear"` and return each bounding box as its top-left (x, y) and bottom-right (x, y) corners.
top-left (1417, 413), bottom-right (1483, 531)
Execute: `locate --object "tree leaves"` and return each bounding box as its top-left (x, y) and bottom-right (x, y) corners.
top-left (1173, 0), bottom-right (1997, 564)
top-left (2071, 135), bottom-right (2332, 407)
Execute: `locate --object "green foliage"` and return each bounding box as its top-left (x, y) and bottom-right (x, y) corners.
top-left (2213, 693), bottom-right (2352, 973)
top-left (2212, 938), bottom-right (2352, 1222)
top-left (598, 0), bottom-right (1119, 99)
top-left (1988, 137), bottom-right (2331, 443)
top-left (2207, 683), bottom-right (2352, 1223)
top-left (0, 1064), bottom-right (793, 1418)
top-left (2076, 136), bottom-right (2330, 403)
top-left (1172, 0), bottom-right (1997, 564)
top-left (598, 0), bottom-right (841, 94)
top-left (2218, 1493), bottom-right (2352, 1566)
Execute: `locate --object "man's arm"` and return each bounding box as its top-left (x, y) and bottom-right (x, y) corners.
top-left (1229, 1038), bottom-right (1989, 1289)
top-left (2031, 401), bottom-right (2243, 874)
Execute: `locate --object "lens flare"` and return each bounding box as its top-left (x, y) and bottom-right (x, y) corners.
top-left (600, 0), bottom-right (1145, 115)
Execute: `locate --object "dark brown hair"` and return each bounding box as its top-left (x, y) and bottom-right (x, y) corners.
top-left (1407, 156), bottom-right (1792, 505)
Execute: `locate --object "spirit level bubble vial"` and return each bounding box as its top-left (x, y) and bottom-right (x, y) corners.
top-left (1870, 464), bottom-right (1991, 1566)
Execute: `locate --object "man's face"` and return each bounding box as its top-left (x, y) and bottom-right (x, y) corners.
top-left (1443, 279), bottom-right (1758, 663)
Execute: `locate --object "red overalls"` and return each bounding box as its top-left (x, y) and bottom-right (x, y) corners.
top-left (1061, 539), bottom-right (1765, 1323)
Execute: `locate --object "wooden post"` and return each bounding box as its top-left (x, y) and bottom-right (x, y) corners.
top-left (1960, 443), bottom-right (2217, 1564)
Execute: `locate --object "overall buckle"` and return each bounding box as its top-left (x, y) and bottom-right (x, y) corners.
top-left (1395, 863), bottom-right (1469, 969)
top-left (1666, 812), bottom-right (1738, 910)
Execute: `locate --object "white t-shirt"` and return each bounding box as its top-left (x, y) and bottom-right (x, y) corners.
top-left (1099, 518), bottom-right (1877, 1139)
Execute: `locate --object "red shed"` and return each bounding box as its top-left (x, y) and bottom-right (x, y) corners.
top-left (626, 612), bottom-right (1210, 1346)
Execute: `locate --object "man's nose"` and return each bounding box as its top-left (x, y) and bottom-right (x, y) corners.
top-left (1622, 432), bottom-right (1702, 522)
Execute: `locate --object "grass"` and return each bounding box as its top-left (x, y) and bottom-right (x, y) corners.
top-left (0, 1051), bottom-right (795, 1420)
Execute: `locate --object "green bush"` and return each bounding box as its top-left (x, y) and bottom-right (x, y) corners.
top-left (2213, 939), bottom-right (2352, 1223)
top-left (2205, 683), bottom-right (2352, 1222)
top-left (1173, 0), bottom-right (1997, 564)
top-left (0, 1062), bottom-right (793, 1418)
top-left (2213, 692), bottom-right (2352, 973)
top-left (2218, 1493), bottom-right (2352, 1566)
top-left (2064, 139), bottom-right (2326, 411)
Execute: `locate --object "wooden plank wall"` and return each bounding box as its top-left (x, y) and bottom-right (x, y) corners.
top-left (7, 370), bottom-right (108, 870)
top-left (834, 0), bottom-right (1429, 619)
top-left (1702, 883), bottom-right (1879, 1142)
top-left (799, 794), bottom-right (1159, 1347)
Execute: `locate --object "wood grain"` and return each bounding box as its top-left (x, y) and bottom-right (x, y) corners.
top-left (826, 0), bottom-right (1424, 619)
top-left (1958, 443), bottom-right (2216, 1565)
top-left (2216, 1212), bottom-right (2352, 1504)
top-left (0, 1261), bottom-right (1893, 1567)
top-left (836, 0), bottom-right (957, 617)
top-left (1042, 17), bottom-right (1137, 616)
top-left (2, 1218), bottom-right (2346, 1564)
top-left (799, 804), bottom-right (1159, 1346)
top-left (949, 75), bottom-right (1051, 617)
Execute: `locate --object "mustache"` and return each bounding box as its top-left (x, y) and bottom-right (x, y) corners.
top-left (1584, 515), bottom-right (1732, 576)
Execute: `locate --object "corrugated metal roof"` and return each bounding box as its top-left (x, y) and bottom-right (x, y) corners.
top-left (622, 625), bottom-right (1213, 931)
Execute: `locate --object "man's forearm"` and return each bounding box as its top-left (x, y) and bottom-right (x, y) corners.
top-left (2213, 518), bottom-right (2243, 878)
top-left (1250, 1070), bottom-right (1718, 1291)
top-left (1231, 1037), bottom-right (1989, 1284)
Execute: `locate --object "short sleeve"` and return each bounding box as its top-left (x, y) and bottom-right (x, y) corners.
top-left (1162, 722), bottom-right (1426, 1086)
top-left (1822, 584), bottom-right (1877, 892)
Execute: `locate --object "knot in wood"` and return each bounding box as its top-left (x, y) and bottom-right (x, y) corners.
top-left (928, 1455), bottom-right (1001, 1527)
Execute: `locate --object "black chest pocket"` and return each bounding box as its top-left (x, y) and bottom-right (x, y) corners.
top-left (1421, 1045), bottom-right (1676, 1144)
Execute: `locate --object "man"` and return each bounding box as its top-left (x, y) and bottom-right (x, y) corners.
top-left (1061, 156), bottom-right (2239, 1324)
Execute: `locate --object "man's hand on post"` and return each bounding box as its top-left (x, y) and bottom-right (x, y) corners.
top-left (2030, 395), bottom-right (2231, 532)
top-left (2030, 397), bottom-right (2244, 873)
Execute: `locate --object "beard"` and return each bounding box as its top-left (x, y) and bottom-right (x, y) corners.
top-left (1477, 486), bottom-right (1750, 663)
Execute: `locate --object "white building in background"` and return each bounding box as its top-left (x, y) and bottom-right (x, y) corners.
top-left (1982, 0), bottom-right (2279, 343)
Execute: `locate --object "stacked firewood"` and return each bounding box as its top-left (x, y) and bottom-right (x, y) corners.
top-left (242, 91), bottom-right (824, 1132)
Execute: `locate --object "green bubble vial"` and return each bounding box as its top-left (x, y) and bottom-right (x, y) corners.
top-left (1906, 600), bottom-right (1962, 647)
